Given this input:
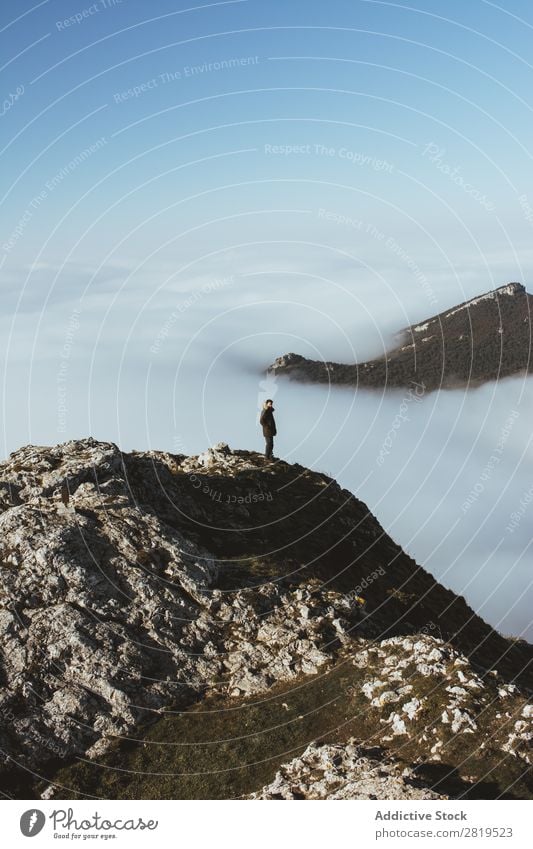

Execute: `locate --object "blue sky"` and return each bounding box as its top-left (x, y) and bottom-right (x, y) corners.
top-left (3, 0), bottom-right (533, 272)
top-left (1, 1), bottom-right (533, 639)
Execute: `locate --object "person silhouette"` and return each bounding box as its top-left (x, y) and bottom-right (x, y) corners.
top-left (260, 399), bottom-right (277, 460)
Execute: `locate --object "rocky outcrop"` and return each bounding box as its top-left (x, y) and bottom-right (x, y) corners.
top-left (0, 438), bottom-right (531, 799)
top-left (0, 439), bottom-right (367, 773)
top-left (350, 634), bottom-right (531, 765)
top-left (268, 282), bottom-right (533, 391)
top-left (249, 632), bottom-right (532, 800)
top-left (249, 741), bottom-right (447, 800)
top-left (250, 631), bottom-right (531, 799)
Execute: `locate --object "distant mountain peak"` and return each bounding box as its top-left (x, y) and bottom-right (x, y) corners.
top-left (268, 281), bottom-right (533, 391)
top-left (419, 281), bottom-right (526, 326)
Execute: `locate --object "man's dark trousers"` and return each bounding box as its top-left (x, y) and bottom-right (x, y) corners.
top-left (265, 436), bottom-right (274, 459)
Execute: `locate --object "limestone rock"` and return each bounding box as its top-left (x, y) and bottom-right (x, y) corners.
top-left (248, 740), bottom-right (447, 800)
top-left (0, 437), bottom-right (531, 799)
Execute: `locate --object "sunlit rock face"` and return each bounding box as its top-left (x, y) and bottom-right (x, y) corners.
top-left (0, 437), bottom-right (531, 800)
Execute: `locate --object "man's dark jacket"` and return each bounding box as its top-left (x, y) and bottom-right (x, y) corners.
top-left (260, 407), bottom-right (277, 437)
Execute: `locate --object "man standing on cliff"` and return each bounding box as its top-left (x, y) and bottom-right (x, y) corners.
top-left (260, 399), bottom-right (277, 460)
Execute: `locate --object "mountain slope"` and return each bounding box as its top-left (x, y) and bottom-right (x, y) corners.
top-left (0, 438), bottom-right (531, 800)
top-left (268, 282), bottom-right (533, 391)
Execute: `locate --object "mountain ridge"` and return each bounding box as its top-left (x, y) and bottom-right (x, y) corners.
top-left (0, 437), bottom-right (530, 800)
top-left (268, 282), bottom-right (533, 391)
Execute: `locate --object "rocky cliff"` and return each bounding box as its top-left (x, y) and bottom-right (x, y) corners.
top-left (0, 438), bottom-right (531, 800)
top-left (268, 282), bottom-right (533, 391)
